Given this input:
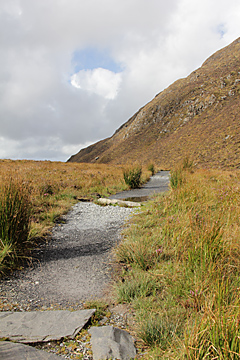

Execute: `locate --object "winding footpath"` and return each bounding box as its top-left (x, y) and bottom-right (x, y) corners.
top-left (0, 171), bottom-right (169, 360)
top-left (0, 171), bottom-right (169, 310)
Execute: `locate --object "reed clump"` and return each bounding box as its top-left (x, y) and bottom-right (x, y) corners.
top-left (0, 176), bottom-right (32, 271)
top-left (123, 165), bottom-right (142, 189)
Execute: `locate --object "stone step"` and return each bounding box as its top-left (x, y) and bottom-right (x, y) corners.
top-left (0, 341), bottom-right (65, 360)
top-left (0, 309), bottom-right (95, 343)
top-left (0, 310), bottom-right (137, 360)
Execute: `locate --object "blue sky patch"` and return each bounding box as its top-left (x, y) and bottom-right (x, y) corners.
top-left (72, 48), bottom-right (123, 73)
top-left (216, 23), bottom-right (226, 39)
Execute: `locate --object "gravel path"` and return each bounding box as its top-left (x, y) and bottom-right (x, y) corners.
top-left (109, 171), bottom-right (170, 201)
top-left (0, 172), bottom-right (169, 311)
top-left (0, 203), bottom-right (135, 310)
top-left (0, 173), bottom-right (169, 359)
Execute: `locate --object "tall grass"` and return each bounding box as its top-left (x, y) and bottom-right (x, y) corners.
top-left (123, 165), bottom-right (142, 188)
top-left (0, 176), bottom-right (32, 270)
top-left (170, 167), bottom-right (183, 189)
top-left (115, 166), bottom-right (240, 358)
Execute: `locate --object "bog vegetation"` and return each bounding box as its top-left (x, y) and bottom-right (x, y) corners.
top-left (1, 158), bottom-right (240, 359)
top-left (0, 159), bottom-right (149, 273)
top-left (115, 164), bottom-right (240, 359)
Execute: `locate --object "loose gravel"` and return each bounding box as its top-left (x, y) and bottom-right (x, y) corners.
top-left (0, 202), bottom-right (136, 311)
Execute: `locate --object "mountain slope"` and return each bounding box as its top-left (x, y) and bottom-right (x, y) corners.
top-left (68, 38), bottom-right (240, 169)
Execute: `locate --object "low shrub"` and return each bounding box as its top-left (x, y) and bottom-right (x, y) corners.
top-left (123, 166), bottom-right (142, 189)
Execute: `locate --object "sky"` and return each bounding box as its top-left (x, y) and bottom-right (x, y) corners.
top-left (0, 0), bottom-right (240, 162)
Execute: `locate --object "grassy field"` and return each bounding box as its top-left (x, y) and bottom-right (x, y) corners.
top-left (0, 159), bottom-right (150, 273)
top-left (114, 165), bottom-right (240, 359)
top-left (1, 159), bottom-right (240, 359)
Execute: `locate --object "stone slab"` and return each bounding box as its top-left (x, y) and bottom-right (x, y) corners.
top-left (97, 198), bottom-right (141, 207)
top-left (89, 326), bottom-right (136, 360)
top-left (0, 341), bottom-right (65, 359)
top-left (0, 309), bottom-right (95, 343)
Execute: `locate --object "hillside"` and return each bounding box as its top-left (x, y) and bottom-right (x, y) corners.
top-left (68, 38), bottom-right (240, 169)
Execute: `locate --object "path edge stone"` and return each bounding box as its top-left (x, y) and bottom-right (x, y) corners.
top-left (89, 325), bottom-right (137, 360)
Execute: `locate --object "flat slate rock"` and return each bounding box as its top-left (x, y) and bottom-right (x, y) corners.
top-left (0, 341), bottom-right (65, 359)
top-left (89, 326), bottom-right (136, 360)
top-left (0, 309), bottom-right (95, 343)
top-left (97, 198), bottom-right (141, 207)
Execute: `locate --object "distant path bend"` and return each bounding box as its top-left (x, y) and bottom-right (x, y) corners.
top-left (110, 170), bottom-right (170, 201)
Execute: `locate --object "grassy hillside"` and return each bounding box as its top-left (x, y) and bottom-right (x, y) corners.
top-left (68, 38), bottom-right (240, 169)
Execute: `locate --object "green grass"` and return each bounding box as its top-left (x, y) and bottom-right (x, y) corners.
top-left (83, 300), bottom-right (109, 323)
top-left (114, 166), bottom-right (240, 359)
top-left (170, 166), bottom-right (184, 189)
top-left (138, 314), bottom-right (182, 349)
top-left (115, 270), bottom-right (159, 303)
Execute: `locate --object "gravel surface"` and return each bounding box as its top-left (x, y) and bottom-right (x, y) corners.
top-left (109, 171), bottom-right (169, 201)
top-left (0, 202), bottom-right (136, 311)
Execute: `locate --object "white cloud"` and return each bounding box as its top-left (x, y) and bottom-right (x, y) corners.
top-left (62, 142), bottom-right (93, 157)
top-left (0, 0), bottom-right (240, 161)
top-left (71, 68), bottom-right (122, 100)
